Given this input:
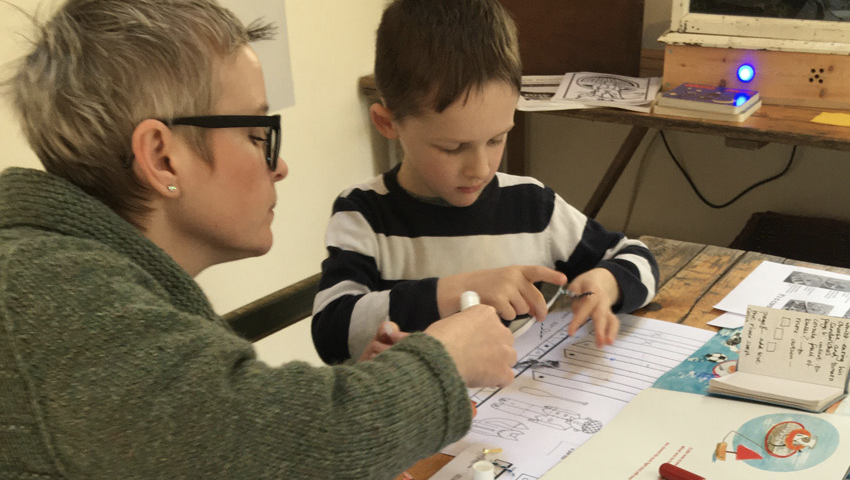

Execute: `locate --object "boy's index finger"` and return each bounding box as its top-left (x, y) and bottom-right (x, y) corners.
top-left (521, 265), bottom-right (567, 286)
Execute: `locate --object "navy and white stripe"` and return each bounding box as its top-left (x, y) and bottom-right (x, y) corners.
top-left (312, 165), bottom-right (658, 364)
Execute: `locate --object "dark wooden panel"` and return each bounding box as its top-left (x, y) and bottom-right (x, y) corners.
top-left (223, 273), bottom-right (321, 343)
top-left (498, 0), bottom-right (645, 76)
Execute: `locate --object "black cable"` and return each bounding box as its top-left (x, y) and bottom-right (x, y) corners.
top-left (659, 130), bottom-right (797, 209)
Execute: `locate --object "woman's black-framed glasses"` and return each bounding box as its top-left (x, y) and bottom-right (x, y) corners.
top-left (160, 115), bottom-right (281, 171)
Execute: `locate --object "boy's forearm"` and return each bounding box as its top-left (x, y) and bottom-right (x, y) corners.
top-left (598, 256), bottom-right (658, 313)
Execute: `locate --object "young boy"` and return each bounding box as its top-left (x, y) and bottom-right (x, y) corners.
top-left (312, 0), bottom-right (659, 365)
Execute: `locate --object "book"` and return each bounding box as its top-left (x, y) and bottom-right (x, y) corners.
top-left (653, 99), bottom-right (761, 122)
top-left (552, 72), bottom-right (661, 113)
top-left (542, 387), bottom-right (850, 480)
top-left (708, 305), bottom-right (850, 412)
top-left (517, 75), bottom-right (588, 112)
top-left (657, 82), bottom-right (760, 114)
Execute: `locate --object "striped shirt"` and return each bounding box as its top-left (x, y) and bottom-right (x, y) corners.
top-left (312, 165), bottom-right (659, 364)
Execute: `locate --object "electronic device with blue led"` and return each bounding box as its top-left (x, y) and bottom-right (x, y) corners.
top-left (658, 1), bottom-right (850, 109)
top-left (736, 64), bottom-right (754, 83)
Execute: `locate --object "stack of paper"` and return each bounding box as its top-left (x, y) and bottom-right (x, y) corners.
top-left (518, 72), bottom-right (660, 113)
top-left (710, 261), bottom-right (850, 329)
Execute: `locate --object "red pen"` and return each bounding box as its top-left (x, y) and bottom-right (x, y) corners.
top-left (659, 463), bottom-right (705, 480)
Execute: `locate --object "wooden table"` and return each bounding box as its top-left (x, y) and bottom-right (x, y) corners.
top-left (396, 234), bottom-right (850, 479)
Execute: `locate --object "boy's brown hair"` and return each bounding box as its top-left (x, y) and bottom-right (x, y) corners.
top-left (374, 0), bottom-right (521, 122)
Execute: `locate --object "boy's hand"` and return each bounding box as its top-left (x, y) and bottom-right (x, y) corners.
top-left (566, 268), bottom-right (621, 347)
top-left (357, 321), bottom-right (408, 362)
top-left (424, 304), bottom-right (516, 388)
top-left (437, 265), bottom-right (567, 321)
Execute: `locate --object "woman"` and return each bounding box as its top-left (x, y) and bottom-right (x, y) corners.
top-left (0, 0), bottom-right (515, 478)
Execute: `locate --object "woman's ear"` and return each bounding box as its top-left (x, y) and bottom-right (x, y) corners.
top-left (131, 119), bottom-right (180, 197)
top-left (369, 102), bottom-right (400, 140)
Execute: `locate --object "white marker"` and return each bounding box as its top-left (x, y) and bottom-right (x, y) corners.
top-left (460, 290), bottom-right (481, 311)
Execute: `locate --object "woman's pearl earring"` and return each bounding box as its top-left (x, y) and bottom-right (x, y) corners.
top-left (167, 185), bottom-right (178, 192)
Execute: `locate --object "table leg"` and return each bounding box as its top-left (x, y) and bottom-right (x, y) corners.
top-left (583, 125), bottom-right (649, 218)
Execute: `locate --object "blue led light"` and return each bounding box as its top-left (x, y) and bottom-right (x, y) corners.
top-left (734, 94), bottom-right (749, 107)
top-left (737, 64), bottom-right (755, 83)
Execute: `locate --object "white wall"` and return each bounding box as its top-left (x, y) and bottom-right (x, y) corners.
top-left (198, 0), bottom-right (390, 366)
top-left (197, 0), bottom-right (388, 312)
top-left (0, 0), bottom-right (389, 366)
top-left (0, 2), bottom-right (44, 172)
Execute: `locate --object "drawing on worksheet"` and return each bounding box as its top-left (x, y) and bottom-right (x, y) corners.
top-left (434, 313), bottom-right (716, 480)
top-left (469, 418), bottom-right (527, 441)
top-left (718, 413), bottom-right (840, 472)
top-left (488, 398), bottom-right (602, 434)
top-left (551, 72), bottom-right (660, 113)
top-left (556, 72), bottom-right (648, 102)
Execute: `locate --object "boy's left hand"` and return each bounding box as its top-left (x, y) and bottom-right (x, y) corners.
top-left (566, 268), bottom-right (621, 347)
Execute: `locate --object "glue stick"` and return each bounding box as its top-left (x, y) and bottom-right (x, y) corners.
top-left (471, 460), bottom-right (495, 480)
top-left (460, 291), bottom-right (481, 311)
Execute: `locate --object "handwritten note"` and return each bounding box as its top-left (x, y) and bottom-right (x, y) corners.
top-left (739, 305), bottom-right (850, 387)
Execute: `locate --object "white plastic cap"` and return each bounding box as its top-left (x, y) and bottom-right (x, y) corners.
top-left (460, 291), bottom-right (481, 311)
top-left (471, 460), bottom-right (495, 480)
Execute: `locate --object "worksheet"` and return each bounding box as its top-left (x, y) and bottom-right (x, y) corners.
top-left (715, 261), bottom-right (850, 318)
top-left (517, 75), bottom-right (588, 112)
top-left (435, 313), bottom-right (715, 479)
top-left (552, 72), bottom-right (660, 113)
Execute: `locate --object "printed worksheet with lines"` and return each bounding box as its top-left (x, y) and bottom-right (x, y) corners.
top-left (437, 312), bottom-right (715, 480)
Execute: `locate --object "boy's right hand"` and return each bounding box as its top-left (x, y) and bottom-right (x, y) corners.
top-left (437, 265), bottom-right (567, 321)
top-left (424, 304), bottom-right (516, 388)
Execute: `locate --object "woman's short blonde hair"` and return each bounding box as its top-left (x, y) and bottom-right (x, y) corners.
top-left (5, 0), bottom-right (274, 226)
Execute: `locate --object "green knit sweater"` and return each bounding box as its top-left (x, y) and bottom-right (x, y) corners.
top-left (0, 167), bottom-right (472, 479)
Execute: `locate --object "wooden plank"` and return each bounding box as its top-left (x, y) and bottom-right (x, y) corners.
top-left (633, 245), bottom-right (744, 325)
top-left (359, 74), bottom-right (379, 103)
top-left (663, 45), bottom-right (850, 109)
top-left (639, 235), bottom-right (705, 288)
top-left (541, 103), bottom-right (850, 152)
top-left (682, 251), bottom-right (785, 329)
top-left (223, 273), bottom-right (321, 342)
top-left (639, 48), bottom-right (664, 79)
top-left (498, 0), bottom-right (643, 77)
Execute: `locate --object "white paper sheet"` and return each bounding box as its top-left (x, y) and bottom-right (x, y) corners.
top-left (434, 312), bottom-right (715, 479)
top-left (543, 388), bottom-right (850, 480)
top-left (714, 261), bottom-right (850, 318)
top-left (517, 75), bottom-right (590, 112)
top-left (707, 311), bottom-right (746, 329)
